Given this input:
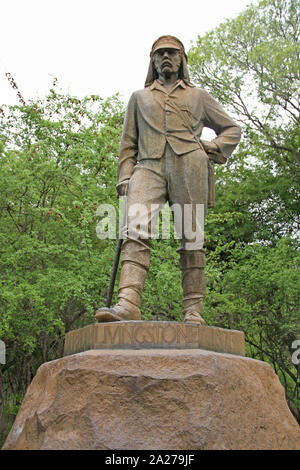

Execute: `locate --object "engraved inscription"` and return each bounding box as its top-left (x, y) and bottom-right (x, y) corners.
top-left (134, 325), bottom-right (155, 344)
top-left (186, 324), bottom-right (199, 344)
top-left (97, 322), bottom-right (201, 347)
top-left (161, 324), bottom-right (177, 344)
top-left (176, 325), bottom-right (188, 344)
top-left (63, 321), bottom-right (245, 357)
top-left (103, 324), bottom-right (120, 344)
top-left (123, 323), bottom-right (135, 343)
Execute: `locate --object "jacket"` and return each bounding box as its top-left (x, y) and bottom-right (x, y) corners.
top-left (118, 79), bottom-right (241, 184)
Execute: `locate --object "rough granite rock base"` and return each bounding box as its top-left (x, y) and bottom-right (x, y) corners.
top-left (3, 349), bottom-right (300, 450)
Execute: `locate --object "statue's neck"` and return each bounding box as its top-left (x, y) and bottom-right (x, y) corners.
top-left (157, 72), bottom-right (179, 92)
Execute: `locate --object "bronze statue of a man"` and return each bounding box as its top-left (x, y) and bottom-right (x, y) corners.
top-left (96, 35), bottom-right (241, 324)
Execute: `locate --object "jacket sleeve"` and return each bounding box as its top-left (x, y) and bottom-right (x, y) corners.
top-left (118, 92), bottom-right (139, 184)
top-left (202, 90), bottom-right (241, 159)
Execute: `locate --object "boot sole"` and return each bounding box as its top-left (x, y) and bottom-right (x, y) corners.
top-left (95, 307), bottom-right (142, 322)
top-left (95, 308), bottom-right (123, 322)
top-left (184, 312), bottom-right (206, 325)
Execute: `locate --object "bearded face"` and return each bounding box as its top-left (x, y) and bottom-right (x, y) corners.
top-left (144, 36), bottom-right (191, 87)
top-left (153, 48), bottom-right (182, 79)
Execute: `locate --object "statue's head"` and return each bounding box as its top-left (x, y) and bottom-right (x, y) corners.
top-left (145, 35), bottom-right (191, 87)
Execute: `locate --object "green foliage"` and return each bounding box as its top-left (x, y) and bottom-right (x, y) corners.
top-left (0, 85), bottom-right (124, 445)
top-left (0, 0), bottom-right (299, 447)
top-left (188, 0), bottom-right (300, 422)
top-left (143, 238), bottom-right (182, 322)
top-left (188, 0), bottom-right (299, 192)
top-left (204, 236), bottom-right (300, 419)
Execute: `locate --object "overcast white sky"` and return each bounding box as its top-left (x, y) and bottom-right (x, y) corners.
top-left (0, 0), bottom-right (253, 106)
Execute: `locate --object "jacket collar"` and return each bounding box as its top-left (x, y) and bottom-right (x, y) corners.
top-left (149, 79), bottom-right (186, 92)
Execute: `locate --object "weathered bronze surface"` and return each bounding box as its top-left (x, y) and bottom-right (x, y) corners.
top-left (96, 35), bottom-right (241, 324)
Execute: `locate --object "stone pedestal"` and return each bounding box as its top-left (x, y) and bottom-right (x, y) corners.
top-left (63, 321), bottom-right (245, 356)
top-left (3, 347), bottom-right (300, 450)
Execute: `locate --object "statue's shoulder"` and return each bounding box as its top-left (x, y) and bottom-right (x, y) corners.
top-left (133, 87), bottom-right (150, 97)
top-left (188, 84), bottom-right (208, 95)
top-left (125, 89), bottom-right (147, 107)
top-left (126, 88), bottom-right (150, 104)
top-left (188, 86), bottom-right (216, 104)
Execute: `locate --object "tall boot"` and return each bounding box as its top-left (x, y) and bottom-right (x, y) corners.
top-left (95, 239), bottom-right (150, 322)
top-left (179, 250), bottom-right (206, 325)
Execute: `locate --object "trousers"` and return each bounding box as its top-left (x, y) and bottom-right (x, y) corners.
top-left (116, 142), bottom-right (209, 314)
top-left (123, 142), bottom-right (208, 245)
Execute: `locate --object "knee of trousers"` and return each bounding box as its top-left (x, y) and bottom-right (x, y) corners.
top-left (121, 238), bottom-right (151, 270)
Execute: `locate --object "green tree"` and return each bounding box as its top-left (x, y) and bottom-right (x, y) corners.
top-left (1, 0), bottom-right (299, 446)
top-left (0, 82), bottom-right (124, 444)
top-left (188, 0), bottom-right (300, 421)
top-left (189, 0), bottom-right (299, 167)
top-left (188, 0), bottom-right (299, 243)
